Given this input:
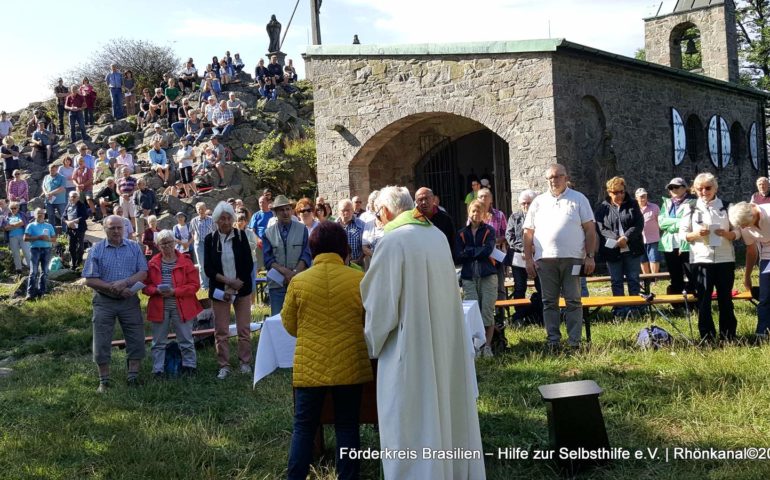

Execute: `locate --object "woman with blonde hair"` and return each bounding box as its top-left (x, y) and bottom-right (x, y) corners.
top-left (681, 173), bottom-right (740, 341)
top-left (594, 176), bottom-right (644, 316)
top-left (456, 199), bottom-right (497, 357)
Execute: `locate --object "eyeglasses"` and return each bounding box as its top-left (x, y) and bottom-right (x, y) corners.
top-left (608, 190), bottom-right (624, 195)
top-left (697, 185), bottom-right (713, 191)
top-left (375, 207), bottom-right (382, 220)
top-left (158, 241), bottom-right (174, 247)
top-left (668, 185), bottom-right (684, 190)
top-left (300, 208), bottom-right (313, 213)
top-left (546, 174), bottom-right (566, 180)
top-left (10, 207), bottom-right (18, 210)
top-left (519, 202), bottom-right (531, 206)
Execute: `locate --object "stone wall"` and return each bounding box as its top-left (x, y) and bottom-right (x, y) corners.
top-left (552, 49), bottom-right (764, 205)
top-left (644, 2), bottom-right (739, 82)
top-left (307, 53), bottom-right (558, 204)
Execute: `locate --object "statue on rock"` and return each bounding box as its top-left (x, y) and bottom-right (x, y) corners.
top-left (267, 15), bottom-right (282, 53)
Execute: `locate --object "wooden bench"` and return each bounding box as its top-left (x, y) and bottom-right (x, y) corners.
top-left (496, 291), bottom-right (754, 342)
top-left (505, 272), bottom-right (671, 295)
top-left (111, 328), bottom-right (215, 348)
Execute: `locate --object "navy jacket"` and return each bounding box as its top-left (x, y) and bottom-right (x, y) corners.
top-left (456, 223), bottom-right (497, 280)
top-left (594, 195), bottom-right (644, 261)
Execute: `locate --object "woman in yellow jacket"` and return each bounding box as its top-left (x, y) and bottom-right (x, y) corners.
top-left (282, 221), bottom-right (373, 480)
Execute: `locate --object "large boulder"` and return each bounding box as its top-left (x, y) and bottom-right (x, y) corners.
top-left (230, 126), bottom-right (267, 146)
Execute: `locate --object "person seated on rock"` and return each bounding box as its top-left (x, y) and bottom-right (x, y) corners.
top-left (1, 136), bottom-right (22, 184)
top-left (171, 97), bottom-right (191, 139)
top-left (255, 58), bottom-right (269, 86)
top-left (96, 177), bottom-right (120, 220)
top-left (93, 149), bottom-right (112, 183)
top-left (178, 59), bottom-right (198, 93)
top-left (209, 135), bottom-right (227, 188)
top-left (150, 123), bottom-right (170, 150)
top-left (233, 53), bottom-right (245, 73)
top-left (149, 88), bottom-right (167, 120)
top-left (219, 59), bottom-right (230, 85)
top-left (148, 140), bottom-right (170, 186)
top-left (185, 109), bottom-right (203, 144)
top-left (115, 146), bottom-right (135, 174)
top-left (212, 100), bottom-right (234, 138)
top-left (25, 110), bottom-right (48, 137)
top-left (31, 121), bottom-right (53, 163)
top-left (106, 138), bottom-right (121, 166)
top-left (259, 76), bottom-right (278, 101)
top-left (226, 92), bottom-right (246, 120)
top-left (203, 96), bottom-right (219, 123)
top-left (267, 55), bottom-right (283, 85)
top-left (75, 143), bottom-right (96, 170)
top-left (138, 88), bottom-right (154, 130)
top-left (284, 59), bottom-right (298, 83)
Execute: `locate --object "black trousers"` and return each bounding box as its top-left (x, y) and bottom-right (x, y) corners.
top-left (692, 262), bottom-right (737, 341)
top-left (67, 230), bottom-right (85, 269)
top-left (664, 249), bottom-right (696, 294)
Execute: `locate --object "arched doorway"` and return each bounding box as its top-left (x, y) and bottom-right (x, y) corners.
top-left (348, 112), bottom-right (511, 225)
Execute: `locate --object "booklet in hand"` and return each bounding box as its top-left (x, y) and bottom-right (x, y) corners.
top-left (129, 282), bottom-right (146, 294)
top-left (571, 264), bottom-right (589, 277)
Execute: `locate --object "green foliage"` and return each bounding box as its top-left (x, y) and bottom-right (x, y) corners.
top-left (245, 128), bottom-right (317, 198)
top-left (634, 48), bottom-right (646, 61)
top-left (737, 0), bottom-right (770, 90)
top-left (114, 132), bottom-right (135, 148)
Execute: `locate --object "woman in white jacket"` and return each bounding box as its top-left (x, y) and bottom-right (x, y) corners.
top-left (680, 173), bottom-right (740, 342)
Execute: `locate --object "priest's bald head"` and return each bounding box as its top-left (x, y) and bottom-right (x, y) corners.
top-left (375, 186), bottom-right (413, 225)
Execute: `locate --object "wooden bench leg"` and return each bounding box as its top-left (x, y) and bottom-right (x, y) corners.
top-left (584, 307), bottom-right (601, 343)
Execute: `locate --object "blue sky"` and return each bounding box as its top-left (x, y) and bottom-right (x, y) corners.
top-left (2, 0), bottom-right (676, 112)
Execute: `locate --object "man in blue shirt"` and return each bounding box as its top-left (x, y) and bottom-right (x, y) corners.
top-left (248, 195), bottom-right (274, 271)
top-left (23, 208), bottom-right (56, 300)
top-left (104, 64), bottom-right (124, 120)
top-left (42, 163), bottom-right (67, 228)
top-left (148, 140), bottom-right (169, 186)
top-left (82, 215), bottom-right (148, 392)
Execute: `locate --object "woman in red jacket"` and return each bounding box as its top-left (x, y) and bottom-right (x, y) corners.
top-left (79, 77), bottom-right (97, 126)
top-left (143, 229), bottom-right (203, 377)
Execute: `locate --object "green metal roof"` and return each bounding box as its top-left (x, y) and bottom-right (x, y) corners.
top-left (303, 39), bottom-right (563, 57)
top-left (303, 38), bottom-right (769, 99)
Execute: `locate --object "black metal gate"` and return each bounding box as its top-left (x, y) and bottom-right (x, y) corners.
top-left (415, 135), bottom-right (462, 225)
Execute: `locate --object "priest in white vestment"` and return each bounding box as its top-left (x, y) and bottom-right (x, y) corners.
top-left (361, 186), bottom-right (486, 480)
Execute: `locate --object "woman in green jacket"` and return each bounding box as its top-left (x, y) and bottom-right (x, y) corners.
top-left (658, 177), bottom-right (697, 294)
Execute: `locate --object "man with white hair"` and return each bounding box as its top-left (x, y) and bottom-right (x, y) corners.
top-left (506, 189), bottom-right (542, 322)
top-left (729, 201), bottom-right (770, 337)
top-left (524, 164), bottom-right (596, 349)
top-left (361, 186), bottom-right (485, 480)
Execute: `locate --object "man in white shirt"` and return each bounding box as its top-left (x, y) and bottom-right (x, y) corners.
top-left (729, 201), bottom-right (770, 337)
top-left (523, 163), bottom-right (596, 348)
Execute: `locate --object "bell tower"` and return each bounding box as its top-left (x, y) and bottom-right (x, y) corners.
top-left (643, 0), bottom-right (739, 83)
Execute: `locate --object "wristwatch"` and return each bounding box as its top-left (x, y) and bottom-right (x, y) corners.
top-left (586, 254), bottom-right (594, 259)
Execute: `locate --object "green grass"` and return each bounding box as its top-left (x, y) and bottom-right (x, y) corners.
top-left (1, 273), bottom-right (770, 479)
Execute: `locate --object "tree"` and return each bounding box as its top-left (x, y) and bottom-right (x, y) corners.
top-left (59, 38), bottom-right (180, 102)
top-left (736, 0), bottom-right (770, 90)
top-left (245, 128), bottom-right (317, 198)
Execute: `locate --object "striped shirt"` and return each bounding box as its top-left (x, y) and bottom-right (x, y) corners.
top-left (82, 238), bottom-right (147, 283)
top-left (189, 215), bottom-right (214, 244)
top-left (161, 260), bottom-right (176, 311)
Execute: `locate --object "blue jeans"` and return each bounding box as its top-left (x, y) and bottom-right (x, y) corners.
top-left (45, 202), bottom-right (66, 228)
top-left (84, 108), bottom-right (94, 126)
top-left (68, 111), bottom-right (88, 143)
top-left (288, 384), bottom-right (362, 480)
top-left (270, 286), bottom-right (286, 316)
top-left (758, 260), bottom-right (770, 335)
top-left (28, 247), bottom-right (51, 297)
top-left (213, 124), bottom-right (233, 138)
top-left (606, 254), bottom-right (642, 297)
top-left (171, 121), bottom-right (186, 139)
top-left (606, 254), bottom-right (641, 316)
top-left (110, 87), bottom-right (124, 119)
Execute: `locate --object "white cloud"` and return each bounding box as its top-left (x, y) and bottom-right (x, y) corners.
top-left (335, 0), bottom-right (679, 57)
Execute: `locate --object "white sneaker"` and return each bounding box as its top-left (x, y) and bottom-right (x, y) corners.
top-left (216, 367), bottom-right (231, 380)
top-left (239, 364), bottom-right (252, 375)
top-left (482, 345), bottom-right (494, 358)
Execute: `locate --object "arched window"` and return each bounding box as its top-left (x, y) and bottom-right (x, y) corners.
top-left (670, 23), bottom-right (702, 72)
top-left (685, 114), bottom-right (704, 163)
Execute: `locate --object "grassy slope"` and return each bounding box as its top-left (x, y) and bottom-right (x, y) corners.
top-left (1, 275), bottom-right (770, 479)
